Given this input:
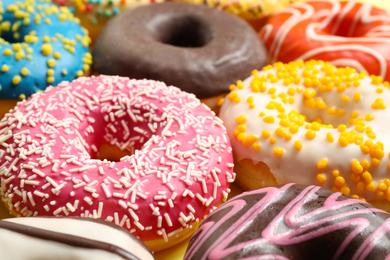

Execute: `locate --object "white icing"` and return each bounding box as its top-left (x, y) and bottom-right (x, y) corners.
top-left (219, 61), bottom-right (390, 203)
top-left (0, 217), bottom-right (155, 260)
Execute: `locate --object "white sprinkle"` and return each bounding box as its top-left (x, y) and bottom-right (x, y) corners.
top-left (164, 213), bottom-right (173, 227)
top-left (101, 183), bottom-right (111, 198)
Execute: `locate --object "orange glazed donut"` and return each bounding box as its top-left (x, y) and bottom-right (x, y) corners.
top-left (259, 0), bottom-right (390, 82)
top-left (0, 75), bottom-right (235, 252)
top-left (219, 60), bottom-right (390, 211)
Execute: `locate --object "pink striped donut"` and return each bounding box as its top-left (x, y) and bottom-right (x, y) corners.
top-left (0, 75), bottom-right (235, 251)
top-left (259, 0), bottom-right (390, 81)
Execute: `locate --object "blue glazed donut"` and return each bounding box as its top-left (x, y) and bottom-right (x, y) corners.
top-left (0, 0), bottom-right (92, 100)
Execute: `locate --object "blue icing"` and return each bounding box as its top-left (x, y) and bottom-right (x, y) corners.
top-left (0, 0), bottom-right (92, 100)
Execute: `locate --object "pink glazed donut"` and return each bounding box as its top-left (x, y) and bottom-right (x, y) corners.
top-left (0, 75), bottom-right (235, 252)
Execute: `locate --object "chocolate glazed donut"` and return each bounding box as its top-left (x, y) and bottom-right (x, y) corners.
top-left (92, 2), bottom-right (267, 99)
top-left (184, 184), bottom-right (390, 260)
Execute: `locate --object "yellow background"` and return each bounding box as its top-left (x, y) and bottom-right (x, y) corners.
top-left (0, 0), bottom-right (389, 259)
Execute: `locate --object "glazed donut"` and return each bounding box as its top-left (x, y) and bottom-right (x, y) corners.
top-left (0, 0), bottom-right (92, 118)
top-left (184, 183), bottom-right (390, 259)
top-left (0, 75), bottom-right (235, 252)
top-left (259, 0), bottom-right (390, 82)
top-left (52, 0), bottom-right (165, 42)
top-left (92, 2), bottom-right (267, 112)
top-left (219, 60), bottom-right (390, 211)
top-left (0, 216), bottom-right (154, 260)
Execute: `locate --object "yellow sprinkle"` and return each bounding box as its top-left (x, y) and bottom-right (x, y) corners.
top-left (316, 173), bottom-right (327, 184)
top-left (1, 65), bottom-right (10, 72)
top-left (242, 135), bottom-right (258, 146)
top-left (273, 147), bottom-right (284, 157)
top-left (332, 170), bottom-right (340, 177)
top-left (47, 69), bottom-right (54, 77)
top-left (337, 124), bottom-right (347, 132)
top-left (227, 92), bottom-right (238, 101)
top-left (366, 182), bottom-right (377, 192)
top-left (341, 95), bottom-right (350, 102)
top-left (361, 159), bottom-right (370, 169)
top-left (262, 130), bottom-right (271, 139)
top-left (317, 159), bottom-right (328, 169)
top-left (289, 125), bottom-right (299, 134)
top-left (263, 116), bottom-right (275, 124)
top-left (326, 132), bottom-right (334, 143)
top-left (236, 80), bottom-right (244, 89)
top-left (372, 158), bottom-right (381, 167)
top-left (294, 140), bottom-right (302, 150)
top-left (378, 181), bottom-right (388, 191)
top-left (47, 76), bottom-right (55, 84)
top-left (305, 130), bottom-right (316, 140)
top-left (252, 143), bottom-right (261, 152)
top-left (280, 119), bottom-right (290, 128)
top-left (350, 173), bottom-right (360, 183)
top-left (340, 186), bottom-right (351, 195)
top-left (303, 88), bottom-right (316, 98)
top-left (3, 49), bottom-right (13, 56)
top-left (270, 137), bottom-right (277, 144)
top-left (237, 124), bottom-right (246, 132)
top-left (361, 171), bottom-right (373, 183)
top-left (371, 148), bottom-right (384, 160)
top-left (47, 59), bottom-right (56, 68)
top-left (20, 67), bottom-right (29, 76)
top-left (41, 43), bottom-right (52, 56)
top-left (353, 92), bottom-right (361, 102)
top-left (338, 136), bottom-right (348, 147)
top-left (53, 52), bottom-right (61, 59)
top-left (235, 115), bottom-right (247, 124)
top-left (275, 127), bottom-right (287, 138)
top-left (360, 144), bottom-right (370, 154)
top-left (58, 13), bottom-right (67, 21)
top-left (247, 96), bottom-right (254, 104)
top-left (371, 75), bottom-right (383, 85)
top-left (12, 75), bottom-right (21, 85)
top-left (350, 111), bottom-right (359, 118)
top-left (365, 114), bottom-right (374, 121)
top-left (351, 160), bottom-right (363, 174)
top-left (371, 98), bottom-right (386, 109)
top-left (334, 176), bottom-right (345, 187)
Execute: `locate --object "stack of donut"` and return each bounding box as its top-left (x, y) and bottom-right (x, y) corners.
top-left (3, 0), bottom-right (390, 259)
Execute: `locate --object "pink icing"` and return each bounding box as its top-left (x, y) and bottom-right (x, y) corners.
top-left (184, 184), bottom-right (390, 259)
top-left (259, 0), bottom-right (390, 81)
top-left (0, 75), bottom-right (235, 248)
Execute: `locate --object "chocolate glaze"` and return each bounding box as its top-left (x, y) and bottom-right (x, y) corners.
top-left (92, 2), bottom-right (267, 99)
top-left (184, 184), bottom-right (390, 260)
top-left (0, 217), bottom-right (153, 260)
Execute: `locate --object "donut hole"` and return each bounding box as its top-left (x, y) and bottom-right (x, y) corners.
top-left (321, 13), bottom-right (368, 38)
top-left (155, 15), bottom-right (212, 48)
top-left (95, 143), bottom-right (134, 162)
top-left (0, 31), bottom-right (22, 44)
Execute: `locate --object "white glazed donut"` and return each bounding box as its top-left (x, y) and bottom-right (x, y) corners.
top-left (0, 216), bottom-right (154, 260)
top-left (219, 60), bottom-right (390, 211)
top-left (0, 75), bottom-right (235, 251)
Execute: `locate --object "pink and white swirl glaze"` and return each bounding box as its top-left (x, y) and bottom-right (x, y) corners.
top-left (184, 183), bottom-right (390, 260)
top-left (0, 75), bottom-right (235, 251)
top-left (259, 0), bottom-right (390, 81)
